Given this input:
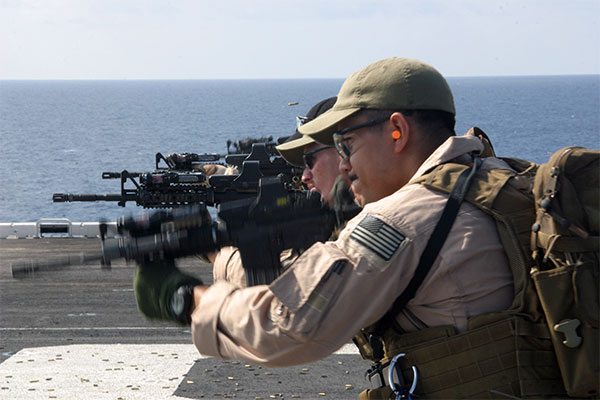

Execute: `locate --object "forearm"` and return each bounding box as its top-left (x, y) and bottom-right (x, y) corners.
top-left (190, 282), bottom-right (344, 366)
top-left (188, 242), bottom-right (363, 367)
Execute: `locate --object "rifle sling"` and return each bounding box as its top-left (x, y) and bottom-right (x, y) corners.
top-left (373, 157), bottom-right (482, 336)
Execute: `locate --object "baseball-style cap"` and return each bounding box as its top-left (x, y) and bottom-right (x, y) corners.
top-left (276, 96), bottom-right (336, 167)
top-left (298, 57), bottom-right (455, 145)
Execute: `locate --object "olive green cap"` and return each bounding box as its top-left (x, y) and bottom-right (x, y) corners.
top-left (298, 57), bottom-right (455, 145)
top-left (276, 97), bottom-right (336, 167)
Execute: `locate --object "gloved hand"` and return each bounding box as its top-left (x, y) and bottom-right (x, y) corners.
top-left (134, 258), bottom-right (203, 325)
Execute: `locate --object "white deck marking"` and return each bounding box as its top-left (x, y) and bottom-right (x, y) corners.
top-left (0, 343), bottom-right (359, 399)
top-left (0, 344), bottom-right (199, 399)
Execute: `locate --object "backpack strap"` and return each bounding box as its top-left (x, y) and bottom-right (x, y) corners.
top-left (371, 157), bottom-right (482, 346)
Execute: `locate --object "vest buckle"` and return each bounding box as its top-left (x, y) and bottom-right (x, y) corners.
top-left (365, 361), bottom-right (388, 389)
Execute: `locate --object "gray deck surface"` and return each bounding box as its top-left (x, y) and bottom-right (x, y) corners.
top-left (0, 238), bottom-right (372, 399)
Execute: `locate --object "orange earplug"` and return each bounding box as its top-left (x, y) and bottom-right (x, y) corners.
top-left (392, 130), bottom-right (402, 140)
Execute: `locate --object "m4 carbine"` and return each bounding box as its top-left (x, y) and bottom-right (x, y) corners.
top-left (156, 135), bottom-right (290, 170)
top-left (17, 176), bottom-right (361, 286)
top-left (52, 143), bottom-right (304, 209)
top-left (226, 135), bottom-right (288, 156)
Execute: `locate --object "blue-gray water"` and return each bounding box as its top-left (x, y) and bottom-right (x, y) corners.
top-left (1, 76), bottom-right (598, 222)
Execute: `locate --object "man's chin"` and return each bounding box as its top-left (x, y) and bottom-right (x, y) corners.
top-left (353, 197), bottom-right (364, 207)
top-left (350, 183), bottom-right (365, 207)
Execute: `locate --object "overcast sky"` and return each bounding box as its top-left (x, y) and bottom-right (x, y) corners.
top-left (1, 0), bottom-right (598, 79)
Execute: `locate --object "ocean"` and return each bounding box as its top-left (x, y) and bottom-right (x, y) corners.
top-left (0, 76), bottom-right (598, 223)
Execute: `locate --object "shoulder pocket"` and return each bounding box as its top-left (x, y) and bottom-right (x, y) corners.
top-left (269, 242), bottom-right (349, 338)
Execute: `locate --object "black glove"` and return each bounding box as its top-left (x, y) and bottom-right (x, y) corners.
top-left (134, 258), bottom-right (202, 325)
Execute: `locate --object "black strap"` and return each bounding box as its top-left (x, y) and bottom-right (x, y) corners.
top-left (374, 157), bottom-right (482, 335)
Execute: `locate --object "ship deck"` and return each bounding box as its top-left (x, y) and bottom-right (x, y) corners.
top-left (0, 238), bottom-right (369, 399)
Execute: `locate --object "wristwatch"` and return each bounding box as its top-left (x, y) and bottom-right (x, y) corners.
top-left (169, 284), bottom-right (195, 325)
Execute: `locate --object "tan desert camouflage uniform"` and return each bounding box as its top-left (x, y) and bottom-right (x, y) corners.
top-left (191, 135), bottom-right (514, 366)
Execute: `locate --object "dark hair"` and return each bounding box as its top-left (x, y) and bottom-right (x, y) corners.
top-left (362, 108), bottom-right (456, 148)
top-left (363, 109), bottom-right (455, 132)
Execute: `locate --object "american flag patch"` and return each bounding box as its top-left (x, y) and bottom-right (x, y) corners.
top-left (350, 215), bottom-right (404, 261)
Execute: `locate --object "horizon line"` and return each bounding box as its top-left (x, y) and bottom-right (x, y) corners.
top-left (1, 73), bottom-right (599, 82)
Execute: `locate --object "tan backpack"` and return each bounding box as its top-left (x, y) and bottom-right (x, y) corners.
top-left (530, 146), bottom-right (599, 397)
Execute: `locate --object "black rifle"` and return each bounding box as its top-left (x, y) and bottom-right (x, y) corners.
top-left (226, 135), bottom-right (289, 156)
top-left (154, 142), bottom-right (298, 176)
top-left (154, 151), bottom-right (223, 171)
top-left (155, 135), bottom-right (291, 170)
top-left (53, 144), bottom-right (304, 209)
top-left (17, 176), bottom-right (361, 286)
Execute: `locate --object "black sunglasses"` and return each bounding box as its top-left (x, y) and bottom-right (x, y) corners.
top-left (333, 116), bottom-right (390, 159)
top-left (303, 146), bottom-right (332, 169)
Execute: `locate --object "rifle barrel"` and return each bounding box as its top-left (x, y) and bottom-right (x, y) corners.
top-left (11, 252), bottom-right (105, 278)
top-left (53, 193), bottom-right (127, 202)
top-left (102, 172), bottom-right (143, 179)
top-left (191, 154), bottom-right (223, 162)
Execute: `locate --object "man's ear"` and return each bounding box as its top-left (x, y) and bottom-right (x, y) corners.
top-left (390, 112), bottom-right (410, 154)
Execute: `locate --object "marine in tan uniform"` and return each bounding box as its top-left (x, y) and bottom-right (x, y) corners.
top-left (277, 98), bottom-right (345, 205)
top-left (213, 96), bottom-right (349, 287)
top-left (134, 57), bottom-right (514, 395)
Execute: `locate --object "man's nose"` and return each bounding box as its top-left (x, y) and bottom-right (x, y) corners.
top-left (339, 157), bottom-right (351, 175)
top-left (301, 167), bottom-right (313, 183)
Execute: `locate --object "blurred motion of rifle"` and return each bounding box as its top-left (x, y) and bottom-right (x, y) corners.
top-left (19, 177), bottom-right (360, 286)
